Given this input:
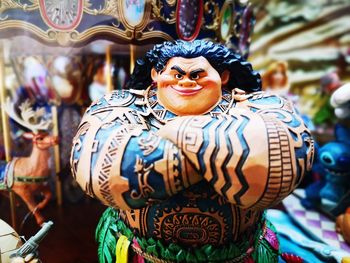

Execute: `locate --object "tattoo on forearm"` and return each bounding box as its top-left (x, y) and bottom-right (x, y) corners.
top-left (163, 94), bottom-right (314, 209)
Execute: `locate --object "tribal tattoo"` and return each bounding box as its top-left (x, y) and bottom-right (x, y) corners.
top-left (158, 92), bottom-right (314, 209)
top-left (70, 91), bottom-right (200, 210)
top-left (71, 90), bottom-right (314, 247)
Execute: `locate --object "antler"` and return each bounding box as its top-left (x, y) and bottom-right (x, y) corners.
top-left (3, 97), bottom-right (52, 134)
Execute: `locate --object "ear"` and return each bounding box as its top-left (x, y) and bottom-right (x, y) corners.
top-left (221, 70), bottom-right (230, 85)
top-left (151, 68), bottom-right (158, 82)
top-left (335, 124), bottom-right (350, 142)
top-left (22, 132), bottom-right (34, 140)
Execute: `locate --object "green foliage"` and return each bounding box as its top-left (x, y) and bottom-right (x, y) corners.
top-left (252, 221), bottom-right (280, 263)
top-left (95, 209), bottom-right (279, 263)
top-left (95, 208), bottom-right (118, 263)
top-left (253, 239), bottom-right (279, 263)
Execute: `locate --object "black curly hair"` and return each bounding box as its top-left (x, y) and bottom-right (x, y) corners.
top-left (125, 40), bottom-right (261, 92)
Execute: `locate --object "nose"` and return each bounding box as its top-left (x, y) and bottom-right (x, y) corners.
top-left (178, 78), bottom-right (196, 88)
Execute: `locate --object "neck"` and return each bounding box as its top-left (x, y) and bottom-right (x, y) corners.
top-left (30, 145), bottom-right (50, 163)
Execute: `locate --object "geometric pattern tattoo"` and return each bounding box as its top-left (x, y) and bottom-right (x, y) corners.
top-left (70, 89), bottom-right (314, 247)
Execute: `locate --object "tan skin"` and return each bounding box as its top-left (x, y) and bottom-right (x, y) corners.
top-left (151, 56), bottom-right (230, 116)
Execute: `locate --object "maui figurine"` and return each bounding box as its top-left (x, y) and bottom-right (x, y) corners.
top-left (70, 40), bottom-right (314, 263)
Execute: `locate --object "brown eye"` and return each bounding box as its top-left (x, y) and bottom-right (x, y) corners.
top-left (190, 73), bottom-right (200, 80)
top-left (175, 74), bottom-right (183, 80)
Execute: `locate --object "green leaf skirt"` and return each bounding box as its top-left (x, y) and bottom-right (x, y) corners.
top-left (96, 208), bottom-right (280, 263)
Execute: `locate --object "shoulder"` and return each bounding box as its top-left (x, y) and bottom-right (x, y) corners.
top-left (235, 91), bottom-right (294, 113)
top-left (247, 91), bottom-right (285, 106)
top-left (85, 89), bottom-right (142, 115)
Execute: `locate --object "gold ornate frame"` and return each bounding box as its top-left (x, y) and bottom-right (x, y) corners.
top-left (218, 0), bottom-right (235, 42)
top-left (38, 0), bottom-right (84, 31)
top-left (117, 0), bottom-right (152, 39)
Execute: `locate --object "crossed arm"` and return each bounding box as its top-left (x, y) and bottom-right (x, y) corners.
top-left (159, 92), bottom-right (314, 209)
top-left (70, 94), bottom-right (200, 210)
top-left (71, 91), bottom-right (314, 210)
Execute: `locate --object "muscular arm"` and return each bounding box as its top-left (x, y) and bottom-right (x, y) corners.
top-left (159, 92), bottom-right (314, 209)
top-left (70, 91), bottom-right (200, 210)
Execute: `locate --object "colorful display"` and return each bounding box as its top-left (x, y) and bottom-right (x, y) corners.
top-left (70, 40), bottom-right (314, 262)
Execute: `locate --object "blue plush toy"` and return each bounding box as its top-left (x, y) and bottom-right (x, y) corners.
top-left (303, 124), bottom-right (350, 208)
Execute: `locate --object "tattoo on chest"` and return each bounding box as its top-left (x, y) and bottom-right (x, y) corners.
top-left (121, 183), bottom-right (262, 246)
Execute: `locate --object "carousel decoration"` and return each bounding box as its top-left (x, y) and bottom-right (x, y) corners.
top-left (2, 98), bottom-right (57, 225)
top-left (0, 0), bottom-right (254, 56)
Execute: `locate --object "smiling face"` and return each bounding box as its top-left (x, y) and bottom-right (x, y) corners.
top-left (151, 56), bottom-right (229, 116)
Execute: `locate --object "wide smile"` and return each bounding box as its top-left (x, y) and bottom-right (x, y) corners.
top-left (170, 85), bottom-right (203, 96)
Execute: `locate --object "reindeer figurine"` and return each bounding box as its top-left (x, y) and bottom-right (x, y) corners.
top-left (3, 98), bottom-right (58, 225)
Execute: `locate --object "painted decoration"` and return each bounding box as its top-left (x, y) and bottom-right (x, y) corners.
top-left (0, 0), bottom-right (257, 53)
top-left (122, 0), bottom-right (146, 27)
top-left (39, 0), bottom-right (83, 30)
top-left (176, 0), bottom-right (203, 40)
top-left (220, 2), bottom-right (234, 41)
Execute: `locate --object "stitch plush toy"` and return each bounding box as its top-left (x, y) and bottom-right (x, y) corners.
top-left (303, 125), bottom-right (350, 209)
top-left (319, 125), bottom-right (350, 203)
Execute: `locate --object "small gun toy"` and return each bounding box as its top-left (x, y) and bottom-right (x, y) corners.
top-left (10, 221), bottom-right (53, 258)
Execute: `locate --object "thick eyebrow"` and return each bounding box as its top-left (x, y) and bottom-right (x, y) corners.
top-left (171, 65), bottom-right (186, 75)
top-left (190, 68), bottom-right (205, 75)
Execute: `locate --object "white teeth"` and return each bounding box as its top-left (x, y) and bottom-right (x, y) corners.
top-left (325, 168), bottom-right (349, 176)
